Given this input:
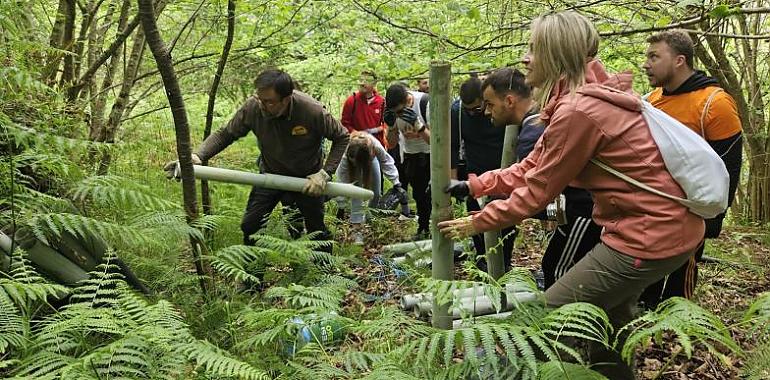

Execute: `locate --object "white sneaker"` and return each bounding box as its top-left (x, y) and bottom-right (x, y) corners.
top-left (398, 213), bottom-right (415, 221)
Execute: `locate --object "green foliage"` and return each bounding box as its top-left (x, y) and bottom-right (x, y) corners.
top-left (744, 292), bottom-right (770, 331)
top-left (2, 253), bottom-right (269, 380)
top-left (742, 342), bottom-right (770, 380)
top-left (618, 297), bottom-right (741, 363)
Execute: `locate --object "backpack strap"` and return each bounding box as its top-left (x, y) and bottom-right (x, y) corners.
top-left (590, 158), bottom-right (694, 208)
top-left (419, 94), bottom-right (430, 124)
top-left (458, 100), bottom-right (465, 161)
top-left (699, 88), bottom-right (723, 138)
top-left (351, 92), bottom-right (357, 117)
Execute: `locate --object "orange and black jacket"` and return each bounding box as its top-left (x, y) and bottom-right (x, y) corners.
top-left (648, 71), bottom-right (743, 238)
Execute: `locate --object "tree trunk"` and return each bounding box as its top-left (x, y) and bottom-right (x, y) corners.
top-left (89, 0), bottom-right (130, 146)
top-left (693, 19), bottom-right (770, 224)
top-left (73, 0), bottom-right (102, 84)
top-left (428, 62), bottom-right (453, 330)
top-left (747, 149), bottom-right (770, 223)
top-left (58, 0), bottom-right (77, 87)
top-left (43, 0), bottom-right (69, 84)
top-left (137, 0), bottom-right (209, 294)
top-left (201, 0), bottom-right (236, 216)
top-left (67, 12), bottom-right (142, 101)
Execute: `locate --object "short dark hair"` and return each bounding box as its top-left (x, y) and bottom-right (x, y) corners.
top-left (385, 83), bottom-right (409, 109)
top-left (647, 30), bottom-right (694, 68)
top-left (481, 68), bottom-right (530, 98)
top-left (459, 77), bottom-right (483, 104)
top-left (361, 70), bottom-right (377, 82)
top-left (254, 69), bottom-right (295, 98)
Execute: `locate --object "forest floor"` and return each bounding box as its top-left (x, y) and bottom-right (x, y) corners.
top-left (337, 214), bottom-right (770, 379)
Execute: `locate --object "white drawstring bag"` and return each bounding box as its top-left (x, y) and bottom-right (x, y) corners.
top-left (591, 100), bottom-right (729, 219)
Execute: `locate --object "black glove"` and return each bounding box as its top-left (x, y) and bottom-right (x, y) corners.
top-left (383, 109), bottom-right (397, 127)
top-left (444, 180), bottom-right (470, 200)
top-left (397, 107), bottom-right (418, 125)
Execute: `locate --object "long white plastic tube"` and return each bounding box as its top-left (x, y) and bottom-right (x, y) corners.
top-left (192, 165), bottom-right (374, 200)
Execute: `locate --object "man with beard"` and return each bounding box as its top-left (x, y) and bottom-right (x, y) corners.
top-left (640, 29), bottom-right (743, 308)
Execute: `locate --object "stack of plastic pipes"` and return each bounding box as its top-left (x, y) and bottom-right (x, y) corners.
top-left (399, 283), bottom-right (538, 322)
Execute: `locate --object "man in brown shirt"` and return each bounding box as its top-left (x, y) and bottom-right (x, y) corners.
top-left (193, 69), bottom-right (350, 244)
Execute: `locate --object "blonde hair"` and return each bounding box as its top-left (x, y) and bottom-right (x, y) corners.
top-left (529, 11), bottom-right (600, 109)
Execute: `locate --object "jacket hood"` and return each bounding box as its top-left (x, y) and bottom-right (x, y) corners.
top-left (542, 60), bottom-right (641, 120)
top-left (664, 70), bottom-right (719, 95)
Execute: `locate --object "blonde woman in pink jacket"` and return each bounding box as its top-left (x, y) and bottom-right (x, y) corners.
top-left (438, 11), bottom-right (702, 378)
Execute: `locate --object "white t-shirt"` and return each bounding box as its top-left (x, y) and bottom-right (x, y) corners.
top-left (401, 91), bottom-right (430, 154)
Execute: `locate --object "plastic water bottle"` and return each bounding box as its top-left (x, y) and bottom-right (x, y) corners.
top-left (285, 314), bottom-right (346, 355)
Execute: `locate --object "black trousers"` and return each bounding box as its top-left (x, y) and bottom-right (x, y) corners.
top-left (542, 215), bottom-right (602, 289)
top-left (466, 196), bottom-right (516, 273)
top-left (241, 186), bottom-right (330, 245)
top-left (402, 152), bottom-right (431, 232)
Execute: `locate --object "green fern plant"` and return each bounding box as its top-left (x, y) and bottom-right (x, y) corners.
top-left (265, 283), bottom-right (348, 311)
top-left (6, 251), bottom-right (270, 380)
top-left (741, 292), bottom-right (770, 380)
top-left (617, 296), bottom-right (741, 364)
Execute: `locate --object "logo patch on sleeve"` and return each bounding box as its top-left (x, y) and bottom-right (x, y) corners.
top-left (291, 126), bottom-right (308, 136)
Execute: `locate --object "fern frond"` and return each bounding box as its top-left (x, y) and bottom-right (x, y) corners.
top-left (264, 283), bottom-right (346, 311)
top-left (538, 302), bottom-right (612, 347)
top-left (0, 291), bottom-right (26, 354)
top-left (210, 245), bottom-right (271, 283)
top-left (353, 306), bottom-right (433, 343)
top-left (67, 250), bottom-right (125, 308)
top-left (537, 361), bottom-right (607, 380)
top-left (30, 212), bottom-right (150, 247)
top-left (236, 307), bottom-right (299, 352)
top-left (72, 175), bottom-right (180, 211)
top-left (618, 297), bottom-right (741, 363)
top-left (0, 249), bottom-right (69, 308)
top-left (358, 360), bottom-right (421, 380)
top-left (180, 340), bottom-right (271, 380)
top-left (744, 292), bottom-right (770, 333)
top-left (29, 212), bottom-right (191, 249)
top-left (12, 350), bottom-right (74, 378)
top-left (741, 342), bottom-right (770, 380)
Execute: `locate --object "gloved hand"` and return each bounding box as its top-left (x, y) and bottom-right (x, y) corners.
top-left (163, 153), bottom-right (202, 179)
top-left (366, 126), bottom-right (383, 134)
top-left (393, 183), bottom-right (406, 195)
top-left (444, 180), bottom-right (470, 200)
top-left (397, 107), bottom-right (418, 125)
top-left (303, 169), bottom-right (331, 196)
top-left (437, 215), bottom-right (478, 240)
top-left (383, 109), bottom-right (398, 127)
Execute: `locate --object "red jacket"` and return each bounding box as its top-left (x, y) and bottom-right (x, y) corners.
top-left (468, 60), bottom-right (703, 260)
top-left (341, 90), bottom-right (388, 148)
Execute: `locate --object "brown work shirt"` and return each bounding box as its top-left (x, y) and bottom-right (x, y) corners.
top-left (197, 91), bottom-right (350, 177)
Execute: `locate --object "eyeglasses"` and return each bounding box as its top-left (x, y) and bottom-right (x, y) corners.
top-left (258, 96), bottom-right (284, 107)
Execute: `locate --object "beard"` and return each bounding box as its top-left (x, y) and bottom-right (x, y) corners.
top-left (647, 69), bottom-right (673, 88)
top-left (490, 115), bottom-right (510, 128)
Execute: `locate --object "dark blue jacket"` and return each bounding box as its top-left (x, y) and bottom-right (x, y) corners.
top-left (450, 99), bottom-right (506, 175)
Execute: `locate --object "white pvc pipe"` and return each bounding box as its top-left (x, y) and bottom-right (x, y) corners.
top-left (400, 283), bottom-right (534, 310)
top-left (452, 311), bottom-right (513, 329)
top-left (192, 165), bottom-right (374, 200)
top-left (382, 239), bottom-right (432, 255)
top-left (413, 291), bottom-right (538, 319)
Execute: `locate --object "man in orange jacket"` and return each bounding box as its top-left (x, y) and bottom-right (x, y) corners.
top-left (640, 29), bottom-right (743, 308)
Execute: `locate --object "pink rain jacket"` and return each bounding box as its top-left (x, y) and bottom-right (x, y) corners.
top-left (468, 61), bottom-right (703, 259)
